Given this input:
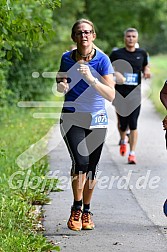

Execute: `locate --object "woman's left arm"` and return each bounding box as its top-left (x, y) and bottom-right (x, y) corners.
top-left (90, 74), bottom-right (115, 102)
top-left (78, 63), bottom-right (115, 102)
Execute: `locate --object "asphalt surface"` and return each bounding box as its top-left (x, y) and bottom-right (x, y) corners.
top-left (44, 79), bottom-right (167, 251)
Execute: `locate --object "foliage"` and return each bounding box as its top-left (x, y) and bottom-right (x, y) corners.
top-left (84, 0), bottom-right (167, 54)
top-left (0, 0), bottom-right (86, 106)
top-left (6, 47), bottom-right (56, 102)
top-left (2, 0), bottom-right (167, 105)
top-left (0, 61), bottom-right (11, 107)
top-left (0, 0), bottom-right (61, 107)
top-left (0, 0), bottom-right (61, 61)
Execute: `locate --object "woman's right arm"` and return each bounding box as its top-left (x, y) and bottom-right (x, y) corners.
top-left (56, 56), bottom-right (69, 93)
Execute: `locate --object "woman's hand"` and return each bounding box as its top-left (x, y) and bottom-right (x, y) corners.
top-left (77, 61), bottom-right (115, 102)
top-left (57, 78), bottom-right (69, 93)
top-left (77, 63), bottom-right (94, 84)
top-left (162, 115), bottom-right (167, 130)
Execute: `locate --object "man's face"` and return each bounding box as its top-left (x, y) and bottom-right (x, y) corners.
top-left (124, 31), bottom-right (138, 48)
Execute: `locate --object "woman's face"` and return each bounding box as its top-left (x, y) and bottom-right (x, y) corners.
top-left (73, 22), bottom-right (96, 47)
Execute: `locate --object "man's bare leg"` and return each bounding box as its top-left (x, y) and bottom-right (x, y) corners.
top-left (129, 129), bottom-right (138, 152)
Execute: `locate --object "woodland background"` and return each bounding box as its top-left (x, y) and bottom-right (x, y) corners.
top-left (1, 0), bottom-right (167, 107)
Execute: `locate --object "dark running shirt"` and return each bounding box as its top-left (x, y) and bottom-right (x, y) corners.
top-left (109, 47), bottom-right (148, 96)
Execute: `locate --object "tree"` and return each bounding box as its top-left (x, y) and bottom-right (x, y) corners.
top-left (0, 0), bottom-right (61, 62)
top-left (84, 0), bottom-right (167, 54)
top-left (0, 0), bottom-right (61, 107)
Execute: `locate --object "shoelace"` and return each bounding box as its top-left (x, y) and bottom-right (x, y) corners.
top-left (71, 209), bottom-right (82, 221)
top-left (82, 211), bottom-right (93, 223)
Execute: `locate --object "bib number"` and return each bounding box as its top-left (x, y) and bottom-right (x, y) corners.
top-left (124, 73), bottom-right (138, 86)
top-left (90, 110), bottom-right (108, 129)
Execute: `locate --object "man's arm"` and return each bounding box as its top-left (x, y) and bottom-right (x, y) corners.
top-left (114, 71), bottom-right (126, 84)
top-left (143, 65), bottom-right (151, 79)
top-left (109, 51), bottom-right (126, 84)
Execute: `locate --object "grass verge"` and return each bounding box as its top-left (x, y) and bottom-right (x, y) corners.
top-left (0, 101), bottom-right (62, 251)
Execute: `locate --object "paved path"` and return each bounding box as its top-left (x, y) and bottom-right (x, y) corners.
top-left (44, 80), bottom-right (167, 251)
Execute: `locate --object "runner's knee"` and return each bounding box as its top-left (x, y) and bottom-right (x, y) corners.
top-left (71, 163), bottom-right (89, 175)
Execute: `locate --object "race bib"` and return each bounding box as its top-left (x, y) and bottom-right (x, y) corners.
top-left (90, 110), bottom-right (108, 129)
top-left (124, 73), bottom-right (138, 86)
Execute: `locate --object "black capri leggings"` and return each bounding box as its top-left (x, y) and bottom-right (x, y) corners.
top-left (118, 105), bottom-right (141, 131)
top-left (60, 112), bottom-right (107, 180)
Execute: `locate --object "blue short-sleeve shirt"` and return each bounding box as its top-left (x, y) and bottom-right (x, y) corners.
top-left (59, 49), bottom-right (114, 113)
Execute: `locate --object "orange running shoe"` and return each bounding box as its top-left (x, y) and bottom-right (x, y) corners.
top-left (82, 211), bottom-right (95, 230)
top-left (128, 154), bottom-right (136, 164)
top-left (67, 207), bottom-right (82, 231)
top-left (120, 143), bottom-right (127, 156)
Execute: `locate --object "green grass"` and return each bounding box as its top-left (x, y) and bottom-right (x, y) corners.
top-left (0, 100), bottom-right (62, 251)
top-left (150, 54), bottom-right (167, 117)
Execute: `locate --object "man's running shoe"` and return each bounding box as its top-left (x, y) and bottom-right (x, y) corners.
top-left (120, 143), bottom-right (127, 156)
top-left (163, 199), bottom-right (167, 216)
top-left (67, 206), bottom-right (82, 231)
top-left (82, 211), bottom-right (95, 230)
top-left (128, 154), bottom-right (136, 164)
